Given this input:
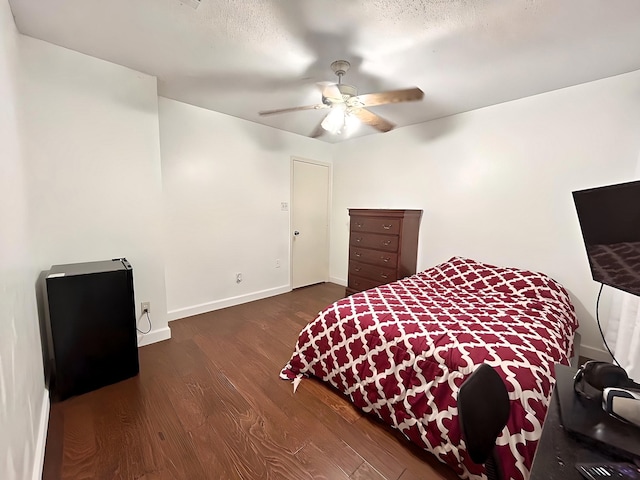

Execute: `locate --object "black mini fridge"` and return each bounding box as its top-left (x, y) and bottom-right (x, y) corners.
top-left (43, 258), bottom-right (139, 401)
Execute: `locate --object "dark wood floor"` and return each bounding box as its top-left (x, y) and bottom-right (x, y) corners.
top-left (43, 283), bottom-right (459, 480)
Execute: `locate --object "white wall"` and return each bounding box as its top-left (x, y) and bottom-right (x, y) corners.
top-left (18, 35), bottom-right (170, 346)
top-left (159, 97), bottom-right (333, 319)
top-left (0, 1), bottom-right (47, 479)
top-left (331, 70), bottom-right (640, 359)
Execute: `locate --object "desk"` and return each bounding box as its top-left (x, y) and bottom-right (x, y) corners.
top-left (530, 364), bottom-right (628, 479)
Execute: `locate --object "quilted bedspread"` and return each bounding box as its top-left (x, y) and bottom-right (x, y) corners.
top-left (281, 257), bottom-right (578, 480)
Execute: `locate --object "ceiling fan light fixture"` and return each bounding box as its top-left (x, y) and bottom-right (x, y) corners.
top-left (344, 110), bottom-right (361, 133)
top-left (321, 106), bottom-right (347, 134)
top-left (321, 105), bottom-right (360, 135)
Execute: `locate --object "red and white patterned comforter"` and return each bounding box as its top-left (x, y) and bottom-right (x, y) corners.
top-left (281, 257), bottom-right (578, 480)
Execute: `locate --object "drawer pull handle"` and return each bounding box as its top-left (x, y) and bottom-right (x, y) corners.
top-left (354, 267), bottom-right (361, 272)
top-left (382, 224), bottom-right (392, 230)
top-left (356, 222), bottom-right (363, 228)
top-left (382, 257), bottom-right (390, 262)
top-left (380, 273), bottom-right (389, 279)
top-left (355, 237), bottom-right (362, 243)
top-left (382, 240), bottom-right (391, 246)
top-left (355, 252), bottom-right (362, 257)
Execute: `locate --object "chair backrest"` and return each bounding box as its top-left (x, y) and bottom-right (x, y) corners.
top-left (458, 363), bottom-right (511, 480)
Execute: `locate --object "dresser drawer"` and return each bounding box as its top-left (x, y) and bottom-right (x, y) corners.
top-left (349, 232), bottom-right (399, 252)
top-left (348, 274), bottom-right (386, 292)
top-left (350, 247), bottom-right (397, 268)
top-left (349, 261), bottom-right (397, 283)
top-left (350, 216), bottom-right (401, 235)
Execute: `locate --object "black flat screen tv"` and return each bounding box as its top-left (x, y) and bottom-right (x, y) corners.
top-left (573, 180), bottom-right (640, 297)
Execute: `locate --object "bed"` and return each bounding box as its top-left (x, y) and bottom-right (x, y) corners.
top-left (280, 257), bottom-right (579, 480)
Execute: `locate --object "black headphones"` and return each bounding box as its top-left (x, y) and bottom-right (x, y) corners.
top-left (573, 361), bottom-right (640, 401)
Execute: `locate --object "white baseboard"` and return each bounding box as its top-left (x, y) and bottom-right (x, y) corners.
top-left (32, 388), bottom-right (50, 480)
top-left (329, 276), bottom-right (347, 287)
top-left (137, 326), bottom-right (171, 347)
top-left (580, 343), bottom-right (613, 362)
top-left (167, 285), bottom-right (291, 322)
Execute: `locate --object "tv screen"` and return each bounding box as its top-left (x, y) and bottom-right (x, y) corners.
top-left (573, 180), bottom-right (640, 297)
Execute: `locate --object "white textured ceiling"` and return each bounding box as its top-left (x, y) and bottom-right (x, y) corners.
top-left (9, 0), bottom-right (640, 142)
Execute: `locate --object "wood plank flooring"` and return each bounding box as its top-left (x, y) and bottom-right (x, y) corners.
top-left (42, 283), bottom-right (460, 480)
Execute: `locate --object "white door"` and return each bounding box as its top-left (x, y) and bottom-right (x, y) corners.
top-left (291, 158), bottom-right (330, 289)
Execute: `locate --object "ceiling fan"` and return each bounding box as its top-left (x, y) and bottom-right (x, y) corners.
top-left (258, 60), bottom-right (424, 137)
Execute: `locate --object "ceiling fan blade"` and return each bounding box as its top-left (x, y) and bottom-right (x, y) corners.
top-left (354, 87), bottom-right (424, 107)
top-left (259, 104), bottom-right (328, 116)
top-left (321, 83), bottom-right (344, 103)
top-left (351, 108), bottom-right (395, 132)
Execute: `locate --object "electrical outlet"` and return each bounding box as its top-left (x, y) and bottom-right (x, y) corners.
top-left (281, 202), bottom-right (288, 211)
top-left (275, 259), bottom-right (281, 268)
top-left (141, 302), bottom-right (151, 314)
top-left (236, 273), bottom-right (243, 283)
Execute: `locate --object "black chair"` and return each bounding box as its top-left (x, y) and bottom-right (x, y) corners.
top-left (458, 363), bottom-right (511, 480)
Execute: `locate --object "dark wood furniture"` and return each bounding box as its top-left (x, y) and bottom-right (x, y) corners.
top-left (347, 209), bottom-right (422, 295)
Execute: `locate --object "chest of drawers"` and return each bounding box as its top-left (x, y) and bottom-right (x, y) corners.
top-left (346, 209), bottom-right (422, 295)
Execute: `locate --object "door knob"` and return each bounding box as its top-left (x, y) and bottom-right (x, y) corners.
top-left (293, 230), bottom-right (300, 236)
